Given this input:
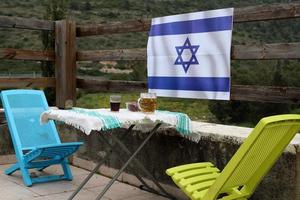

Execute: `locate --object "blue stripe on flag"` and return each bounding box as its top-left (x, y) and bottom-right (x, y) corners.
top-left (148, 77), bottom-right (230, 92)
top-left (149, 16), bottom-right (232, 36)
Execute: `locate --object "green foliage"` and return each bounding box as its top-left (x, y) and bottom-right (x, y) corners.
top-left (109, 73), bottom-right (129, 80)
top-left (84, 1), bottom-right (92, 11)
top-left (115, 61), bottom-right (127, 70)
top-left (209, 101), bottom-right (291, 126)
top-left (209, 61), bottom-right (294, 125)
top-left (121, 0), bottom-right (130, 10)
top-left (69, 0), bottom-right (80, 10)
top-left (77, 68), bottom-right (105, 76)
top-left (128, 61), bottom-right (147, 81)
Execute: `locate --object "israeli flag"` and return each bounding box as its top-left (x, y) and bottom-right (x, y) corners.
top-left (147, 8), bottom-right (233, 100)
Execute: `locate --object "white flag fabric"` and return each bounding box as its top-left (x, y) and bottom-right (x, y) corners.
top-left (147, 8), bottom-right (234, 100)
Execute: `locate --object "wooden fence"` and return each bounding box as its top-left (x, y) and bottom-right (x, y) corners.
top-left (0, 1), bottom-right (300, 108)
top-left (0, 17), bottom-right (75, 108)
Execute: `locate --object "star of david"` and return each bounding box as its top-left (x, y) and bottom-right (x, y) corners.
top-left (174, 37), bottom-right (200, 73)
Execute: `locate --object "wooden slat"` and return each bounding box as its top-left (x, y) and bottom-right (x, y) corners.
top-left (0, 15), bottom-right (54, 31)
top-left (76, 1), bottom-right (300, 36)
top-left (77, 48), bottom-right (146, 61)
top-left (77, 79), bottom-right (300, 104)
top-left (0, 77), bottom-right (55, 88)
top-left (231, 42), bottom-right (300, 59)
top-left (0, 48), bottom-right (54, 61)
top-left (55, 20), bottom-right (77, 108)
top-left (77, 42), bottom-right (300, 61)
top-left (231, 85), bottom-right (300, 104)
top-left (77, 19), bottom-right (150, 37)
top-left (77, 78), bottom-right (147, 92)
top-left (234, 1), bottom-right (300, 22)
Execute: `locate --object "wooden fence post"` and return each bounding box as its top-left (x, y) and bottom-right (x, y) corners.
top-left (55, 20), bottom-right (76, 108)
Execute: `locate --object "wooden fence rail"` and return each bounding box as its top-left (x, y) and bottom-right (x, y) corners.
top-left (231, 85), bottom-right (300, 104)
top-left (77, 78), bottom-right (147, 92)
top-left (231, 42), bottom-right (300, 60)
top-left (0, 15), bottom-right (54, 31)
top-left (77, 42), bottom-right (300, 61)
top-left (0, 48), bottom-right (54, 61)
top-left (77, 48), bottom-right (146, 61)
top-left (77, 78), bottom-right (300, 104)
top-left (2, 43), bottom-right (299, 62)
top-left (76, 1), bottom-right (300, 37)
top-left (0, 77), bottom-right (55, 88)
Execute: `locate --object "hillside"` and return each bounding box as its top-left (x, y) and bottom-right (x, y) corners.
top-left (0, 0), bottom-right (300, 77)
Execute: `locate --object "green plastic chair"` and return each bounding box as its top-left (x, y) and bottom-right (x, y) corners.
top-left (166, 114), bottom-right (300, 200)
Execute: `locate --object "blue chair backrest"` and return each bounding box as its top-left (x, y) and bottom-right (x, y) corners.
top-left (1, 90), bottom-right (61, 150)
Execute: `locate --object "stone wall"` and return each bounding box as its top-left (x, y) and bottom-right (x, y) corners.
top-left (0, 124), bottom-right (14, 155)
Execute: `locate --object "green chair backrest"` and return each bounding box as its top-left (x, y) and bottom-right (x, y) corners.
top-left (203, 114), bottom-right (300, 199)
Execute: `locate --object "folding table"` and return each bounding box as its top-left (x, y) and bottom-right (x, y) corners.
top-left (41, 108), bottom-right (193, 200)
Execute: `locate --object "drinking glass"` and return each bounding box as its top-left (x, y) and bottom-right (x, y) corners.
top-left (138, 93), bottom-right (157, 113)
top-left (110, 95), bottom-right (121, 112)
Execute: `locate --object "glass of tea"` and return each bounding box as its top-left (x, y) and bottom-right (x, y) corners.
top-left (138, 93), bottom-right (157, 113)
top-left (110, 95), bottom-right (121, 112)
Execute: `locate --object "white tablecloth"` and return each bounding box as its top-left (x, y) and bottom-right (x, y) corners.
top-left (41, 108), bottom-right (201, 141)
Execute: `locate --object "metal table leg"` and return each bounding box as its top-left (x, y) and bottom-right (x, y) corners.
top-left (109, 129), bottom-right (176, 199)
top-left (97, 133), bottom-right (156, 195)
top-left (68, 125), bottom-right (135, 200)
top-left (95, 123), bottom-right (163, 200)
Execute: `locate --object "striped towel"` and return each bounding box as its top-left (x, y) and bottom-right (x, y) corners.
top-left (156, 110), bottom-right (191, 135)
top-left (71, 108), bottom-right (121, 131)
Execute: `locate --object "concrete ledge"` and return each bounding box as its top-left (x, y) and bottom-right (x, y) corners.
top-left (191, 121), bottom-right (300, 151)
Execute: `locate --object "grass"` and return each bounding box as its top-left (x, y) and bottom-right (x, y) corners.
top-left (76, 91), bottom-right (217, 122)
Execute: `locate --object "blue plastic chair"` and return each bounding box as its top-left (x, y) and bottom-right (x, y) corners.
top-left (1, 89), bottom-right (83, 186)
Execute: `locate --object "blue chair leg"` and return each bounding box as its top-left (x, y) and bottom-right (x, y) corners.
top-left (20, 166), bottom-right (32, 187)
top-left (5, 163), bottom-right (20, 175)
top-left (61, 159), bottom-right (73, 181)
